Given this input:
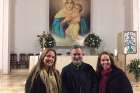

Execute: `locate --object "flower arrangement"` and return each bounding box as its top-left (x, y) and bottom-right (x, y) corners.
top-left (84, 33), bottom-right (102, 48)
top-left (37, 31), bottom-right (56, 48)
top-left (127, 58), bottom-right (140, 82)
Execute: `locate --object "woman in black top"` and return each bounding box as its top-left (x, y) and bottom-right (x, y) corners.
top-left (25, 48), bottom-right (61, 93)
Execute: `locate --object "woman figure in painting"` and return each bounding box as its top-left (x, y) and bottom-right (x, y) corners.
top-left (64, 3), bottom-right (82, 40)
top-left (52, 0), bottom-right (88, 39)
top-left (52, 0), bottom-right (74, 38)
top-left (96, 51), bottom-right (133, 93)
top-left (25, 48), bottom-right (61, 93)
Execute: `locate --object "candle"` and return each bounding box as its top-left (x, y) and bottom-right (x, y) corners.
top-left (43, 38), bottom-right (45, 49)
top-left (138, 64), bottom-right (140, 68)
top-left (43, 47), bottom-right (46, 50)
top-left (114, 49), bottom-right (117, 56)
top-left (124, 47), bottom-right (127, 54)
top-left (39, 51), bottom-right (42, 56)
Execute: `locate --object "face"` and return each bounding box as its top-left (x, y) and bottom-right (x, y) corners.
top-left (43, 51), bottom-right (55, 67)
top-left (73, 4), bottom-right (81, 13)
top-left (65, 0), bottom-right (74, 10)
top-left (100, 54), bottom-right (111, 70)
top-left (71, 48), bottom-right (83, 64)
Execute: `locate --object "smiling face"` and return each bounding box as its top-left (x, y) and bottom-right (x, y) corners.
top-left (100, 54), bottom-right (111, 70)
top-left (43, 50), bottom-right (55, 67)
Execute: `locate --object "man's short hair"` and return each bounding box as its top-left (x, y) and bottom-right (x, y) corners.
top-left (72, 44), bottom-right (82, 49)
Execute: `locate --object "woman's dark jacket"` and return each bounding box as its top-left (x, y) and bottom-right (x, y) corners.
top-left (25, 70), bottom-right (61, 93)
top-left (98, 66), bottom-right (133, 93)
top-left (27, 73), bottom-right (47, 93)
top-left (61, 62), bottom-right (98, 93)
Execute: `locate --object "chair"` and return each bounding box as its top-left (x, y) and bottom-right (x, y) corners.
top-left (19, 53), bottom-right (28, 69)
top-left (10, 53), bottom-right (18, 69)
top-left (66, 52), bottom-right (70, 55)
top-left (57, 53), bottom-right (62, 56)
top-left (35, 53), bottom-right (40, 56)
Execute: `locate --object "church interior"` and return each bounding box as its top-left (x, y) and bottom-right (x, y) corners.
top-left (0, 0), bottom-right (140, 93)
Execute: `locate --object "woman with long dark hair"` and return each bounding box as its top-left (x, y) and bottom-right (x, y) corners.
top-left (96, 51), bottom-right (133, 93)
top-left (25, 48), bottom-right (61, 93)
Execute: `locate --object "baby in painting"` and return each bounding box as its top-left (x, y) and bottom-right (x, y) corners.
top-left (64, 3), bottom-right (82, 41)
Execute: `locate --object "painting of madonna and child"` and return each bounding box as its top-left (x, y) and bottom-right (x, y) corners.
top-left (49, 0), bottom-right (91, 46)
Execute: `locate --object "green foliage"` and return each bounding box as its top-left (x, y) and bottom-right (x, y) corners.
top-left (84, 33), bottom-right (102, 48)
top-left (127, 59), bottom-right (140, 78)
top-left (38, 32), bottom-right (56, 48)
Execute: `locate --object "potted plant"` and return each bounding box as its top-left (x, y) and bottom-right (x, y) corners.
top-left (84, 33), bottom-right (102, 54)
top-left (37, 31), bottom-right (56, 49)
top-left (127, 58), bottom-right (140, 82)
top-left (84, 33), bottom-right (102, 48)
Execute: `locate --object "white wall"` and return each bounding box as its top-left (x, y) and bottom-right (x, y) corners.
top-left (10, 0), bottom-right (132, 54)
top-left (11, 0), bottom-right (49, 54)
top-left (9, 0), bottom-right (16, 53)
top-left (92, 0), bottom-right (126, 52)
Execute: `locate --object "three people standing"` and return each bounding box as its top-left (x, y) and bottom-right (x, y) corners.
top-left (25, 46), bottom-right (133, 93)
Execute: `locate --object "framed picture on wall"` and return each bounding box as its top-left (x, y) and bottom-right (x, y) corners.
top-left (49, 0), bottom-right (91, 46)
top-left (123, 31), bottom-right (137, 54)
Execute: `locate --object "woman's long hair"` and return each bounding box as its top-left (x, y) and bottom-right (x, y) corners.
top-left (96, 51), bottom-right (116, 76)
top-left (25, 48), bottom-right (57, 93)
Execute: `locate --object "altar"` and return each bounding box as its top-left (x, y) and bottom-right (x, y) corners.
top-left (29, 55), bottom-right (98, 72)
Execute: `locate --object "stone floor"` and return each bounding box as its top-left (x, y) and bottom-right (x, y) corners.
top-left (0, 69), bottom-right (28, 93)
top-left (0, 69), bottom-right (140, 93)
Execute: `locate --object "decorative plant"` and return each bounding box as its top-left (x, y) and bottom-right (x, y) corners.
top-left (127, 58), bottom-right (140, 82)
top-left (37, 31), bottom-right (56, 48)
top-left (84, 33), bottom-right (102, 48)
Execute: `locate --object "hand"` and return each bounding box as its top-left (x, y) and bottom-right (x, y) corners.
top-left (61, 20), bottom-right (65, 27)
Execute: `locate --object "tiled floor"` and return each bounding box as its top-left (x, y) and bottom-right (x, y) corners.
top-left (0, 69), bottom-right (140, 93)
top-left (0, 69), bottom-right (28, 93)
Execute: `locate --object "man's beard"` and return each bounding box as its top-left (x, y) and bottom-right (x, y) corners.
top-left (73, 59), bottom-right (82, 65)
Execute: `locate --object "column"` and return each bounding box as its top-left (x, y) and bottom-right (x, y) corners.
top-left (138, 0), bottom-right (140, 58)
top-left (133, 0), bottom-right (139, 58)
top-left (0, 0), bottom-right (10, 74)
top-left (0, 0), bottom-right (4, 73)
